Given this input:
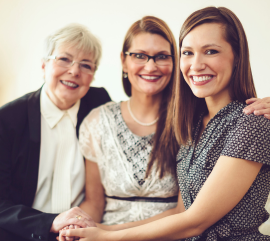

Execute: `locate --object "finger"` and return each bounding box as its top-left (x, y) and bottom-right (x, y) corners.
top-left (244, 101), bottom-right (264, 114)
top-left (264, 114), bottom-right (270, 120)
top-left (246, 97), bottom-right (259, 104)
top-left (254, 108), bottom-right (270, 116)
top-left (66, 225), bottom-right (75, 241)
top-left (61, 228), bottom-right (86, 238)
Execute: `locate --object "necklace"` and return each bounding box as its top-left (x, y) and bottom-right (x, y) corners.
top-left (127, 99), bottom-right (159, 126)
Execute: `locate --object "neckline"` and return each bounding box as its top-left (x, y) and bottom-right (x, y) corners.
top-left (117, 102), bottom-right (155, 139)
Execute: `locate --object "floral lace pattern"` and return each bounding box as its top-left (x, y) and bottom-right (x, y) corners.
top-left (79, 102), bottom-right (178, 225)
top-left (107, 103), bottom-right (154, 186)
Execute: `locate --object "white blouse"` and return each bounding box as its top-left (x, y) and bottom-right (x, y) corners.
top-left (79, 102), bottom-right (178, 225)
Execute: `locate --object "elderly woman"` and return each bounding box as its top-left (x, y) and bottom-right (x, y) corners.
top-left (0, 23), bottom-right (110, 241)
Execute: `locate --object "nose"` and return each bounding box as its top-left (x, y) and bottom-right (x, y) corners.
top-left (190, 54), bottom-right (206, 71)
top-left (68, 62), bottom-right (81, 76)
top-left (144, 58), bottom-right (158, 72)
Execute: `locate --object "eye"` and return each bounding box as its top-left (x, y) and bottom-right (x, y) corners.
top-left (182, 51), bottom-right (193, 56)
top-left (133, 53), bottom-right (147, 59)
top-left (80, 63), bottom-right (92, 70)
top-left (58, 57), bottom-right (71, 63)
top-left (205, 49), bottom-right (218, 55)
top-left (156, 54), bottom-right (169, 60)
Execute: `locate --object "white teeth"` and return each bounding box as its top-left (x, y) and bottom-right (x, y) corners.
top-left (61, 80), bottom-right (78, 88)
top-left (192, 76), bottom-right (212, 82)
top-left (140, 75), bottom-right (160, 80)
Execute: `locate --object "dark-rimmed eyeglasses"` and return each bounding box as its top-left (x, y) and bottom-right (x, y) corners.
top-left (46, 55), bottom-right (96, 74)
top-left (125, 52), bottom-right (173, 66)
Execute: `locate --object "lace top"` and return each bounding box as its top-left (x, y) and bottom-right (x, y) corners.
top-left (177, 101), bottom-right (270, 241)
top-left (79, 102), bottom-right (178, 225)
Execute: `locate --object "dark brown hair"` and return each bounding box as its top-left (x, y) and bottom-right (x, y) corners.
top-left (121, 16), bottom-right (179, 178)
top-left (165, 6), bottom-right (256, 147)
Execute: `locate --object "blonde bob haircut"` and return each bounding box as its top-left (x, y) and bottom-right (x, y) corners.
top-left (44, 23), bottom-right (102, 68)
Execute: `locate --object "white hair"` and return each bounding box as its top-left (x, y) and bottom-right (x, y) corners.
top-left (44, 23), bottom-right (102, 68)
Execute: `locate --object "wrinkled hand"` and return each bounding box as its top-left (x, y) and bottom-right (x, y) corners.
top-left (59, 227), bottom-right (107, 241)
top-left (244, 97), bottom-right (270, 119)
top-left (50, 207), bottom-right (96, 233)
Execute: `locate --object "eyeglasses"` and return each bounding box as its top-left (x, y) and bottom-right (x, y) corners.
top-left (46, 55), bottom-right (96, 74)
top-left (125, 52), bottom-right (173, 66)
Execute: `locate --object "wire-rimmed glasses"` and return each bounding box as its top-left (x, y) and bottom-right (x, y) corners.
top-left (46, 55), bottom-right (96, 74)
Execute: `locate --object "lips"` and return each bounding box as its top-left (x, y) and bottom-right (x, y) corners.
top-left (60, 80), bottom-right (79, 88)
top-left (139, 75), bottom-right (161, 82)
top-left (190, 75), bottom-right (214, 85)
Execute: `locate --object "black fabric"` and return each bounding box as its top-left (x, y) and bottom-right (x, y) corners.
top-left (0, 86), bottom-right (111, 241)
top-left (177, 101), bottom-right (270, 241)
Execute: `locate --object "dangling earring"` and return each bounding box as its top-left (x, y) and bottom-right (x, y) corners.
top-left (123, 72), bottom-right (128, 78)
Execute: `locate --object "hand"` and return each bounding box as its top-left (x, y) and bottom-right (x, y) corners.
top-left (57, 225), bottom-right (82, 241)
top-left (50, 207), bottom-right (96, 233)
top-left (59, 227), bottom-right (107, 241)
top-left (244, 97), bottom-right (270, 119)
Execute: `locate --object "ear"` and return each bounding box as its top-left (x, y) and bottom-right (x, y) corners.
top-left (120, 52), bottom-right (128, 73)
top-left (41, 59), bottom-right (46, 80)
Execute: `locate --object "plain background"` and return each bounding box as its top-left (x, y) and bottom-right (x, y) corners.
top-left (0, 0), bottom-right (269, 234)
top-left (0, 0), bottom-right (270, 106)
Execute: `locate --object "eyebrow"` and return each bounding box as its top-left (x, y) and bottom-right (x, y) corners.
top-left (62, 52), bottom-right (92, 62)
top-left (132, 49), bottom-right (171, 54)
top-left (181, 44), bottom-right (222, 49)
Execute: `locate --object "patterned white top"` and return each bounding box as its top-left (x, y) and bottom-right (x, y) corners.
top-left (177, 101), bottom-right (270, 241)
top-left (79, 102), bottom-right (178, 225)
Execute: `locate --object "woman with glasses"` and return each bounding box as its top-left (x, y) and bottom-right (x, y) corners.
top-left (0, 23), bottom-right (111, 241)
top-left (77, 16), bottom-right (180, 227)
top-left (61, 7), bottom-right (270, 241)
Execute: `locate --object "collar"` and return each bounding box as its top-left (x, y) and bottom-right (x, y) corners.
top-left (40, 85), bottom-right (80, 129)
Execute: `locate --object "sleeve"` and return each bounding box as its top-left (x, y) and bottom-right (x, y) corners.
top-left (79, 106), bottom-right (103, 163)
top-left (0, 108), bottom-right (57, 241)
top-left (221, 114), bottom-right (270, 165)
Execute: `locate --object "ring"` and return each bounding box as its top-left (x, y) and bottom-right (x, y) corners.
top-left (75, 215), bottom-right (82, 220)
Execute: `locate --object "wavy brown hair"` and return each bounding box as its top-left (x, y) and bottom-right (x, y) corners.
top-left (163, 6), bottom-right (257, 147)
top-left (121, 16), bottom-right (179, 178)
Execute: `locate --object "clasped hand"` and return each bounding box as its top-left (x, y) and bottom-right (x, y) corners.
top-left (50, 207), bottom-right (96, 241)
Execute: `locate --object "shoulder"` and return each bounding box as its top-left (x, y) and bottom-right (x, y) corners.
top-left (83, 101), bottom-right (116, 124)
top-left (0, 90), bottom-right (39, 124)
top-left (81, 87), bottom-right (111, 106)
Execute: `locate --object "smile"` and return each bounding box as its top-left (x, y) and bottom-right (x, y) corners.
top-left (192, 75), bottom-right (213, 82)
top-left (60, 80), bottom-right (79, 88)
top-left (140, 75), bottom-right (161, 81)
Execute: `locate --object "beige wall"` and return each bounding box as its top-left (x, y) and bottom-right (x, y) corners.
top-left (0, 0), bottom-right (269, 234)
top-left (0, 0), bottom-right (270, 106)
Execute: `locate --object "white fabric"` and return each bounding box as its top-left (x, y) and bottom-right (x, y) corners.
top-left (79, 102), bottom-right (179, 225)
top-left (32, 85), bottom-right (85, 213)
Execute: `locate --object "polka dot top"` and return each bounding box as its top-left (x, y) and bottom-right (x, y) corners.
top-left (177, 101), bottom-right (270, 241)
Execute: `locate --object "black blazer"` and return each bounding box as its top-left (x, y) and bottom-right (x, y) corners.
top-left (0, 87), bottom-right (111, 241)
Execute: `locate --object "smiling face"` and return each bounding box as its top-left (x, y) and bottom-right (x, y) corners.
top-left (42, 44), bottom-right (95, 110)
top-left (180, 23), bottom-right (235, 102)
top-left (121, 33), bottom-right (173, 97)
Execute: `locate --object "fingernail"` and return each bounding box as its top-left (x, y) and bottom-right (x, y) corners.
top-left (243, 109), bottom-right (251, 114)
top-left (61, 230), bottom-right (66, 235)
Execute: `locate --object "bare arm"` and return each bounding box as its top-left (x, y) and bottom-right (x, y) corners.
top-left (79, 159), bottom-right (105, 223)
top-left (98, 191), bottom-right (185, 231)
top-left (62, 156), bottom-right (263, 240)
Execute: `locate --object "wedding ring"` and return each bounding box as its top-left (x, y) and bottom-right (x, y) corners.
top-left (75, 215), bottom-right (82, 220)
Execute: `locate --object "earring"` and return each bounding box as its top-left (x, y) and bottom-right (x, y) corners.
top-left (123, 72), bottom-right (128, 78)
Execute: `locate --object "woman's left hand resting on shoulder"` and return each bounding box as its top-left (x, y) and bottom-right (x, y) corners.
top-left (244, 97), bottom-right (270, 119)
top-left (59, 156), bottom-right (263, 241)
